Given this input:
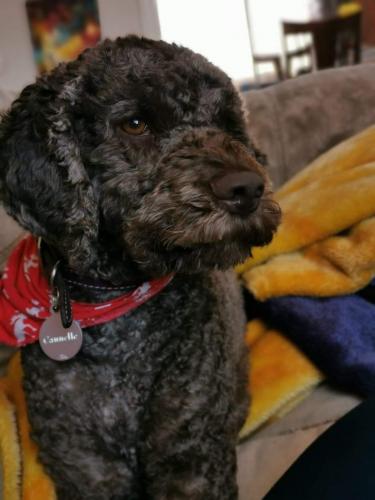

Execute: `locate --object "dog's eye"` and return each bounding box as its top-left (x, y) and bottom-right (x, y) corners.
top-left (121, 117), bottom-right (147, 136)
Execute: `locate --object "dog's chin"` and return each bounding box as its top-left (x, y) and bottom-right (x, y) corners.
top-left (131, 198), bottom-right (281, 276)
top-left (171, 200), bottom-right (280, 270)
top-left (168, 241), bottom-right (255, 273)
top-left (124, 198), bottom-right (281, 277)
top-left (167, 229), bottom-right (275, 274)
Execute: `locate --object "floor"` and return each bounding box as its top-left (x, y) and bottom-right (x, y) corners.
top-left (0, 207), bottom-right (362, 499)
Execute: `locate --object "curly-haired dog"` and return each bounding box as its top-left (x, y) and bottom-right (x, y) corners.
top-left (0, 36), bottom-right (280, 499)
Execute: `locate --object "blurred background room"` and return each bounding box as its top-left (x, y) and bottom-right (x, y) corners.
top-left (0, 0), bottom-right (373, 99)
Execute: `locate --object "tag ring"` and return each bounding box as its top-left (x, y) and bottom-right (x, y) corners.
top-left (50, 260), bottom-right (61, 288)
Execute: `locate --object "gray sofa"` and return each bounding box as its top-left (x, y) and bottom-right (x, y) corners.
top-left (244, 63), bottom-right (375, 188)
top-left (0, 63), bottom-right (374, 499)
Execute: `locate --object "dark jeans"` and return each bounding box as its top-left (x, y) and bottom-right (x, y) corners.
top-left (264, 398), bottom-right (375, 500)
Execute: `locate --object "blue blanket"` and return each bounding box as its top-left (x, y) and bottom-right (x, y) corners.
top-left (246, 280), bottom-right (375, 396)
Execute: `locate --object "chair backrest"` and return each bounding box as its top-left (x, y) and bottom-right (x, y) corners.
top-left (282, 22), bottom-right (314, 78)
top-left (282, 11), bottom-right (361, 77)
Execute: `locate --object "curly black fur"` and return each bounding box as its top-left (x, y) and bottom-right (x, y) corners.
top-left (0, 36), bottom-right (280, 499)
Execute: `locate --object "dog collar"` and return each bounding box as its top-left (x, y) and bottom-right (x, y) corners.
top-left (38, 238), bottom-right (149, 330)
top-left (0, 235), bottom-right (173, 351)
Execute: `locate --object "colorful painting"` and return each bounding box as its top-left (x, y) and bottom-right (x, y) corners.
top-left (26, 0), bottom-right (101, 73)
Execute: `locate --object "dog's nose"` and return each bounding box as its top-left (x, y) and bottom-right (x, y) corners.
top-left (210, 171), bottom-right (264, 216)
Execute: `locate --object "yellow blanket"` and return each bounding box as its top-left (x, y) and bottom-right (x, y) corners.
top-left (239, 125), bottom-right (375, 438)
top-left (0, 353), bottom-right (56, 500)
top-left (1, 126), bottom-right (375, 496)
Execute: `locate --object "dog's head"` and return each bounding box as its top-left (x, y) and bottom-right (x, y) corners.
top-left (0, 36), bottom-right (280, 279)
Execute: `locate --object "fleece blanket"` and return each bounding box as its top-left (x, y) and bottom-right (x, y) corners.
top-left (240, 124), bottom-right (375, 437)
top-left (1, 125), bottom-right (375, 496)
top-left (252, 280), bottom-right (375, 398)
top-left (0, 353), bottom-right (56, 500)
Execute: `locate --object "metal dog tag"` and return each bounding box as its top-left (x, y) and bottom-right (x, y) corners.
top-left (39, 312), bottom-right (83, 361)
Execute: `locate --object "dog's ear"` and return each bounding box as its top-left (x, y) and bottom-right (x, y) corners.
top-left (0, 74), bottom-right (98, 270)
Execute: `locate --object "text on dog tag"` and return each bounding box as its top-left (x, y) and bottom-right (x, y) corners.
top-left (39, 312), bottom-right (82, 361)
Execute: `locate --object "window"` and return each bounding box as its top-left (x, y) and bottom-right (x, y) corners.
top-left (157, 0), bottom-right (253, 83)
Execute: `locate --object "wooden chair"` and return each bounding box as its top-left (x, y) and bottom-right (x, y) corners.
top-left (252, 53), bottom-right (284, 83)
top-left (282, 11), bottom-right (362, 78)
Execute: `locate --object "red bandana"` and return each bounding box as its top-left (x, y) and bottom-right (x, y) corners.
top-left (0, 235), bottom-right (173, 347)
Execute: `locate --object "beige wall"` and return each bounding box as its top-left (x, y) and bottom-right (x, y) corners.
top-left (0, 0), bottom-right (160, 93)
